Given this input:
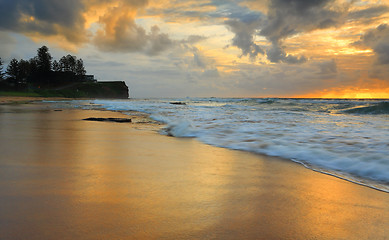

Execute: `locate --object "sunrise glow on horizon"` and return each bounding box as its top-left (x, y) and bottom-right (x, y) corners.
top-left (1, 0), bottom-right (389, 98)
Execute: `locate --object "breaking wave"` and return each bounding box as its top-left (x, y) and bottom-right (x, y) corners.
top-left (69, 98), bottom-right (389, 192)
top-left (343, 102), bottom-right (389, 115)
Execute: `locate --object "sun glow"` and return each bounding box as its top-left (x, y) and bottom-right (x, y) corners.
top-left (297, 87), bottom-right (389, 99)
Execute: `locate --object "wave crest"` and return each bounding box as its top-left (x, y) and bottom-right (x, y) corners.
top-left (343, 102), bottom-right (389, 114)
top-left (163, 120), bottom-right (196, 138)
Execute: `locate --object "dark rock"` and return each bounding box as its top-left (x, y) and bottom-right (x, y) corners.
top-left (83, 117), bottom-right (132, 123)
top-left (169, 102), bottom-right (186, 105)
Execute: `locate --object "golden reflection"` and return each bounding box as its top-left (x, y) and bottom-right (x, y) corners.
top-left (1, 106), bottom-right (389, 239)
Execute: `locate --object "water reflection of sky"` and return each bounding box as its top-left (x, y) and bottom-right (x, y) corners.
top-left (0, 105), bottom-right (389, 239)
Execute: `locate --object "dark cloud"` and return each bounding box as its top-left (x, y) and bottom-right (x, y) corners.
top-left (94, 18), bottom-right (147, 52)
top-left (225, 18), bottom-right (264, 60)
top-left (0, 0), bottom-right (175, 54)
top-left (260, 0), bottom-right (345, 63)
top-left (317, 59), bottom-right (337, 75)
top-left (352, 24), bottom-right (389, 80)
top-left (147, 1), bottom-right (268, 61)
top-left (358, 24), bottom-right (389, 46)
top-left (92, 1), bottom-right (176, 54)
top-left (260, 0), bottom-right (341, 42)
top-left (374, 42), bottom-right (389, 65)
top-left (191, 47), bottom-right (217, 70)
top-left (348, 5), bottom-right (389, 22)
top-left (145, 26), bottom-right (173, 56)
top-left (94, 22), bottom-right (174, 55)
top-left (181, 35), bottom-right (207, 44)
top-left (266, 43), bottom-right (307, 64)
top-left (224, 0), bottom-right (345, 64)
top-left (354, 24), bottom-right (389, 65)
top-left (0, 0), bottom-right (86, 43)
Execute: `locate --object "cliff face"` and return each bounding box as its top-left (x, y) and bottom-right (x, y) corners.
top-left (74, 81), bottom-right (129, 99)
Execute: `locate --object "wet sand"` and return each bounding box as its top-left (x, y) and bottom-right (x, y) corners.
top-left (0, 102), bottom-right (388, 239)
top-left (0, 96), bottom-right (68, 105)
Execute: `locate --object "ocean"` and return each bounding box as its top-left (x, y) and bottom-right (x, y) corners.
top-left (63, 98), bottom-right (389, 192)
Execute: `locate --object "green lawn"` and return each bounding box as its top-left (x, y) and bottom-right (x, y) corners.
top-left (0, 91), bottom-right (42, 97)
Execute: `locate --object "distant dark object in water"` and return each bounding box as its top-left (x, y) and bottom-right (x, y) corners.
top-left (53, 109), bottom-right (63, 111)
top-left (83, 117), bottom-right (132, 123)
top-left (170, 102), bottom-right (186, 105)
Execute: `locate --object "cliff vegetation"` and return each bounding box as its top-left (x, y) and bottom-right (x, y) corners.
top-left (0, 46), bottom-right (129, 99)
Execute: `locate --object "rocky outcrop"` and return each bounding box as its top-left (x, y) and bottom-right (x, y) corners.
top-left (83, 117), bottom-right (132, 123)
top-left (70, 81), bottom-right (129, 99)
top-left (170, 102), bottom-right (186, 105)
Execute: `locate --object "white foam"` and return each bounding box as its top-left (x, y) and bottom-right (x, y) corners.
top-left (78, 98), bottom-right (389, 190)
top-left (163, 120), bottom-right (196, 137)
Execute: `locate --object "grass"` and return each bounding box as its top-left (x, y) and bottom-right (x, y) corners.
top-left (0, 90), bottom-right (85, 98)
top-left (1, 82), bottom-right (128, 99)
top-left (0, 91), bottom-right (41, 97)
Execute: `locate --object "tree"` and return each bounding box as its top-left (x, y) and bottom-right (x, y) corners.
top-left (0, 57), bottom-right (4, 80)
top-left (7, 58), bottom-right (19, 80)
top-left (18, 59), bottom-right (31, 84)
top-left (37, 46), bottom-right (52, 73)
top-left (68, 55), bottom-right (76, 73)
top-left (59, 54), bottom-right (77, 73)
top-left (52, 60), bottom-right (61, 72)
top-left (75, 59), bottom-right (86, 75)
top-left (29, 57), bottom-right (38, 75)
top-left (59, 56), bottom-right (67, 71)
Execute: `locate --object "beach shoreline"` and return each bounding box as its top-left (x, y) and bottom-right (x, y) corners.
top-left (0, 100), bottom-right (388, 239)
top-left (0, 96), bottom-right (72, 105)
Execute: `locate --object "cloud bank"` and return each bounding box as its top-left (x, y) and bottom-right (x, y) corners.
top-left (1, 0), bottom-right (389, 98)
top-left (0, 0), bottom-right (178, 54)
top-left (0, 0), bottom-right (87, 44)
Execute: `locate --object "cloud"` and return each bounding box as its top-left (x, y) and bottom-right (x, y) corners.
top-left (348, 5), bottom-right (389, 23)
top-left (145, 26), bottom-right (174, 55)
top-left (352, 23), bottom-right (389, 80)
top-left (191, 47), bottom-right (219, 75)
top-left (317, 59), bottom-right (337, 78)
top-left (92, 1), bottom-right (150, 52)
top-left (261, 0), bottom-right (341, 42)
top-left (91, 1), bottom-right (181, 54)
top-left (266, 42), bottom-right (307, 64)
top-left (374, 42), bottom-right (389, 65)
top-left (0, 32), bottom-right (16, 58)
top-left (354, 24), bottom-right (389, 65)
top-left (222, 0), bottom-right (347, 64)
top-left (0, 0), bottom-right (87, 44)
top-left (225, 18), bottom-right (264, 60)
top-left (0, 0), bottom-right (176, 54)
top-left (260, 0), bottom-right (348, 63)
top-left (170, 44), bottom-right (220, 82)
top-left (180, 35), bottom-right (207, 44)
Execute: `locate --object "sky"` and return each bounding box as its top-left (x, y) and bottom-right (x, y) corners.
top-left (1, 0), bottom-right (389, 98)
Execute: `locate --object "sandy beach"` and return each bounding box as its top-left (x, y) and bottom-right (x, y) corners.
top-left (0, 99), bottom-right (388, 239)
top-left (0, 96), bottom-right (69, 105)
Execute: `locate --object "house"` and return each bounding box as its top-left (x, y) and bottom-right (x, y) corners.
top-left (84, 75), bottom-right (97, 82)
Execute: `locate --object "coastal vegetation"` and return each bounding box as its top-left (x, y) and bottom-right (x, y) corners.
top-left (0, 46), bottom-right (128, 99)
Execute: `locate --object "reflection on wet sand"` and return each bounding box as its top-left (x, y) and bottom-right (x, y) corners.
top-left (0, 104), bottom-right (388, 239)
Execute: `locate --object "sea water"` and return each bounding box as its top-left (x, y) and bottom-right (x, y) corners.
top-left (71, 98), bottom-right (389, 192)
